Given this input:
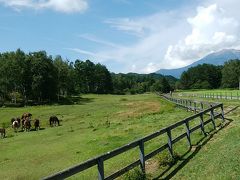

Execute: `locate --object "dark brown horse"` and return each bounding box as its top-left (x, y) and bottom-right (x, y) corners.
top-left (34, 119), bottom-right (40, 131)
top-left (24, 118), bottom-right (31, 132)
top-left (49, 116), bottom-right (60, 127)
top-left (21, 112), bottom-right (32, 120)
top-left (0, 128), bottom-right (5, 138)
top-left (21, 113), bottom-right (32, 130)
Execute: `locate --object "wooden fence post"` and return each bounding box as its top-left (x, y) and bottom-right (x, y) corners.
top-left (199, 114), bottom-right (206, 136)
top-left (220, 104), bottom-right (225, 123)
top-left (194, 102), bottom-right (197, 113)
top-left (139, 140), bottom-right (145, 173)
top-left (210, 106), bottom-right (216, 129)
top-left (167, 129), bottom-right (173, 157)
top-left (185, 121), bottom-right (191, 148)
top-left (97, 158), bottom-right (104, 180)
top-left (200, 102), bottom-right (204, 111)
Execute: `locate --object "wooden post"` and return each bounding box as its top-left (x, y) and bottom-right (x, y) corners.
top-left (220, 104), bottom-right (225, 123)
top-left (167, 129), bottom-right (173, 157)
top-left (139, 140), bottom-right (145, 173)
top-left (185, 121), bottom-right (191, 148)
top-left (194, 102), bottom-right (197, 113)
top-left (97, 158), bottom-right (104, 180)
top-left (210, 106), bottom-right (216, 130)
top-left (199, 114), bottom-right (206, 136)
top-left (200, 102), bottom-right (203, 111)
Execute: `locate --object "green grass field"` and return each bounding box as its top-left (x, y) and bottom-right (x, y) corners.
top-left (1, 92), bottom-right (239, 180)
top-left (0, 93), bottom-right (195, 180)
top-left (166, 89), bottom-right (240, 180)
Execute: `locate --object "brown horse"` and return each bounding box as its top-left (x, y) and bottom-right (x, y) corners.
top-left (34, 119), bottom-right (40, 131)
top-left (0, 128), bottom-right (5, 138)
top-left (24, 118), bottom-right (31, 132)
top-left (49, 116), bottom-right (60, 127)
top-left (21, 113), bottom-right (32, 130)
top-left (21, 112), bottom-right (32, 120)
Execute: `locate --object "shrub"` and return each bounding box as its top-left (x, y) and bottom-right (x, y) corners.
top-left (124, 168), bottom-right (146, 180)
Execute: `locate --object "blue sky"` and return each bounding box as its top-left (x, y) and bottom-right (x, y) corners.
top-left (0, 0), bottom-right (240, 73)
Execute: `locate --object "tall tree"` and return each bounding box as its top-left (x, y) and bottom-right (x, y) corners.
top-left (53, 56), bottom-right (72, 100)
top-left (29, 51), bottom-right (57, 102)
top-left (222, 59), bottom-right (240, 88)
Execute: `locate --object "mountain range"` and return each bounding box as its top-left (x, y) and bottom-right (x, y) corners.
top-left (155, 49), bottom-right (240, 78)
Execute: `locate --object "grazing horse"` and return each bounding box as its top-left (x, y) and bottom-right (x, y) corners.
top-left (24, 118), bottom-right (31, 132)
top-left (16, 117), bottom-right (21, 125)
top-left (12, 119), bottom-right (20, 132)
top-left (21, 112), bottom-right (32, 120)
top-left (0, 128), bottom-right (5, 138)
top-left (21, 113), bottom-right (32, 130)
top-left (34, 119), bottom-right (40, 131)
top-left (49, 116), bottom-right (60, 127)
top-left (11, 118), bottom-right (15, 124)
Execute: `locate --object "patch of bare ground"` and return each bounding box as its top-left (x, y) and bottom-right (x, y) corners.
top-left (146, 159), bottom-right (159, 174)
top-left (116, 101), bottom-right (160, 119)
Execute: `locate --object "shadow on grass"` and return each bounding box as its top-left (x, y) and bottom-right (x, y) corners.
top-left (57, 96), bottom-right (95, 105)
top-left (1, 96), bottom-right (95, 107)
top-left (153, 117), bottom-right (233, 180)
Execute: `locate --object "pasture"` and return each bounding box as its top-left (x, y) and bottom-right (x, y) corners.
top-left (169, 89), bottom-right (240, 179)
top-left (1, 92), bottom-right (239, 179)
top-left (0, 94), bottom-right (193, 179)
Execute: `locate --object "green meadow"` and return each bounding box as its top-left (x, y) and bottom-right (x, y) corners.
top-left (0, 94), bottom-right (193, 179)
top-left (0, 92), bottom-right (239, 179)
top-left (169, 89), bottom-right (240, 180)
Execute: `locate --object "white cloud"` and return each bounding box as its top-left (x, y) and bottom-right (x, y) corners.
top-left (164, 3), bottom-right (240, 67)
top-left (78, 34), bottom-right (122, 48)
top-left (70, 0), bottom-right (240, 73)
top-left (72, 10), bottom-right (190, 73)
top-left (0, 0), bottom-right (88, 13)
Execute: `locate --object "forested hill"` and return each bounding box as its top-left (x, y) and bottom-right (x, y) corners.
top-left (111, 73), bottom-right (177, 94)
top-left (0, 49), bottom-right (176, 105)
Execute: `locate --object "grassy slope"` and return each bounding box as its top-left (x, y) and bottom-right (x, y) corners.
top-left (0, 94), bottom-right (192, 180)
top-left (167, 90), bottom-right (240, 180)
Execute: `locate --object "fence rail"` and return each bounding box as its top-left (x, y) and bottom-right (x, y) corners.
top-left (178, 92), bottom-right (240, 100)
top-left (42, 95), bottom-right (225, 180)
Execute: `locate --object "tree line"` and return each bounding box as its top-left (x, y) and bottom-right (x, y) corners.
top-left (178, 60), bottom-right (240, 90)
top-left (0, 49), bottom-right (175, 105)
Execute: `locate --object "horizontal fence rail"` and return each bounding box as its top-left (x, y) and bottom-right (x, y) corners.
top-left (42, 96), bottom-right (225, 180)
top-left (178, 92), bottom-right (240, 101)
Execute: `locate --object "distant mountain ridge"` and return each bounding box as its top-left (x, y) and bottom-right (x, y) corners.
top-left (155, 49), bottom-right (240, 78)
